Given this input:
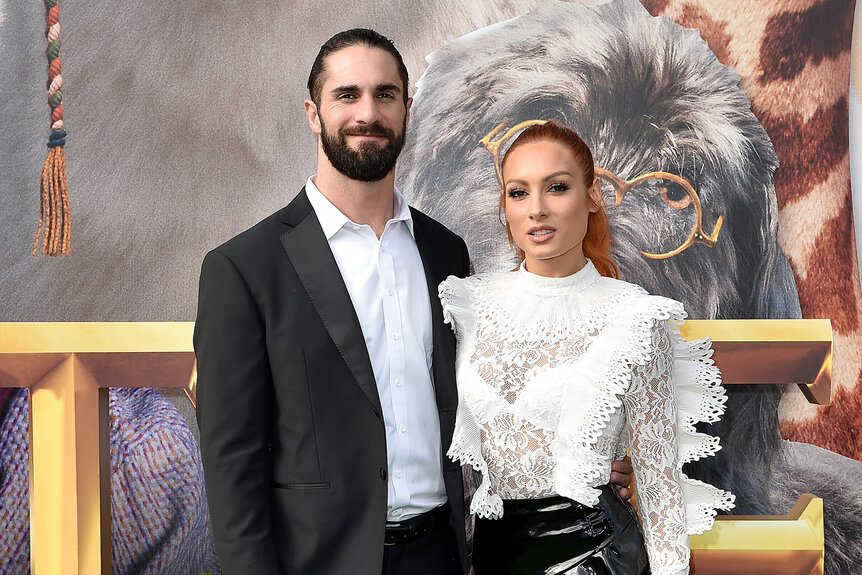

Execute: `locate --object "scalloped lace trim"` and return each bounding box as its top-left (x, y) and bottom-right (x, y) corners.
top-left (671, 333), bottom-right (736, 533)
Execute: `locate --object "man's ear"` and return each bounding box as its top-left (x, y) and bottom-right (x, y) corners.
top-left (588, 176), bottom-right (602, 213)
top-left (304, 99), bottom-right (322, 135)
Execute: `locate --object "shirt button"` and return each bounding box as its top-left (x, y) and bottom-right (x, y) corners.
top-left (392, 333), bottom-right (399, 340)
top-left (400, 425), bottom-right (406, 433)
top-left (395, 379), bottom-right (402, 387)
top-left (386, 288), bottom-right (393, 296)
top-left (396, 470), bottom-right (403, 478)
top-left (352, 225), bottom-right (360, 231)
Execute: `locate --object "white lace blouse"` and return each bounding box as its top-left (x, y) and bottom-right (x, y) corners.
top-left (438, 260), bottom-right (735, 575)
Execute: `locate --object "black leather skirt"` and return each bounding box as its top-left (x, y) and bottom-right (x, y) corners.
top-left (472, 484), bottom-right (650, 575)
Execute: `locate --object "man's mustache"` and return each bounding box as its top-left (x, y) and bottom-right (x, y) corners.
top-left (341, 123), bottom-right (393, 138)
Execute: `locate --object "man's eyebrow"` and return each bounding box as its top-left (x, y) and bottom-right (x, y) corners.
top-left (331, 84), bottom-right (359, 94)
top-left (330, 83), bottom-right (402, 95)
top-left (376, 83), bottom-right (402, 93)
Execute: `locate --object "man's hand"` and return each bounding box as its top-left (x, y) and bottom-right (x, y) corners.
top-left (610, 455), bottom-right (633, 500)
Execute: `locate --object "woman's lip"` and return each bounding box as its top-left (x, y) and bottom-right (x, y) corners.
top-left (527, 229), bottom-right (555, 242)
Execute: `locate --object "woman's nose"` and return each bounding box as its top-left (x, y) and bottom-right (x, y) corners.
top-left (528, 194), bottom-right (547, 220)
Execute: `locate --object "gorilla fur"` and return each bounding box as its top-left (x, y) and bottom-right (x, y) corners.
top-left (397, 1), bottom-right (862, 572)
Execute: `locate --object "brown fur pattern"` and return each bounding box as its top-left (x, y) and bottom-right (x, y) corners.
top-left (644, 0), bottom-right (862, 466)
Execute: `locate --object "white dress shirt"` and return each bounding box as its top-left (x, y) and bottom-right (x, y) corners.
top-left (305, 177), bottom-right (447, 521)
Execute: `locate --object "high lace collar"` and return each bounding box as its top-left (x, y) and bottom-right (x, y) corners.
top-left (515, 259), bottom-right (601, 295)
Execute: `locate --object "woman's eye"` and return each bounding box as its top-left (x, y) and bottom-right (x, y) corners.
top-left (507, 188), bottom-right (527, 198)
top-left (548, 182), bottom-right (569, 193)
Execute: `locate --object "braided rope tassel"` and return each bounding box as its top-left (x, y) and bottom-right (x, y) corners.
top-left (34, 0), bottom-right (70, 255)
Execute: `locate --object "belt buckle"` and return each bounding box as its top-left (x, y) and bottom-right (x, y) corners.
top-left (385, 507), bottom-right (443, 546)
top-left (384, 521), bottom-right (410, 546)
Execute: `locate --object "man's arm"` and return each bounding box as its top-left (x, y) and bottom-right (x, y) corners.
top-left (195, 249), bottom-right (281, 574)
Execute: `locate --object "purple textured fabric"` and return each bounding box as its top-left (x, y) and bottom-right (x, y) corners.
top-left (0, 390), bottom-right (28, 574)
top-left (0, 388), bottom-right (219, 574)
top-left (0, 389), bottom-right (15, 416)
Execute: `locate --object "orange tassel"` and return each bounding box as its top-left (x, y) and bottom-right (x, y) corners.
top-left (33, 144), bottom-right (70, 255)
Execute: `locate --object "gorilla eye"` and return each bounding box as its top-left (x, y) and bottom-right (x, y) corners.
top-left (656, 180), bottom-right (692, 210)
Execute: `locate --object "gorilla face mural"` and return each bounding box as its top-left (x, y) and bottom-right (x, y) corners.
top-left (398, 0), bottom-right (801, 324)
top-left (398, 2), bottom-right (862, 569)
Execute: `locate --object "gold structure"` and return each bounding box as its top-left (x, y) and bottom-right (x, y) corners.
top-left (0, 319), bottom-right (831, 574)
top-left (0, 322), bottom-right (195, 575)
top-left (690, 494), bottom-right (824, 575)
top-left (681, 319), bottom-right (832, 404)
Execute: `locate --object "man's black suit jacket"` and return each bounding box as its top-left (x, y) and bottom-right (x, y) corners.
top-left (194, 189), bottom-right (470, 574)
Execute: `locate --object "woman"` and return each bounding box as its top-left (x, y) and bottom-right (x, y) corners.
top-left (438, 120), bottom-right (734, 575)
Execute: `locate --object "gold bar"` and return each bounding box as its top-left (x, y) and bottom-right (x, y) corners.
top-left (29, 356), bottom-right (110, 575)
top-left (0, 322), bottom-right (196, 394)
top-left (680, 319), bottom-right (832, 405)
top-left (0, 322), bottom-right (194, 354)
top-left (690, 494), bottom-right (823, 575)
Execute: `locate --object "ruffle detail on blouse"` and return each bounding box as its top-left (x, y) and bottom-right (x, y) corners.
top-left (441, 261), bottom-right (648, 345)
top-left (554, 294), bottom-right (734, 534)
top-left (669, 332), bottom-right (736, 534)
top-left (438, 274), bottom-right (476, 338)
top-left (552, 292), bottom-right (685, 507)
top-left (445, 400), bottom-right (505, 518)
top-left (440, 274), bottom-right (503, 518)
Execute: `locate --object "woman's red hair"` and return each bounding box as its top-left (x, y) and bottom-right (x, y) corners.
top-left (499, 120), bottom-right (619, 278)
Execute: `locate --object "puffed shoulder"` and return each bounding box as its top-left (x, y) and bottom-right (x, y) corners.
top-left (438, 274), bottom-right (483, 337)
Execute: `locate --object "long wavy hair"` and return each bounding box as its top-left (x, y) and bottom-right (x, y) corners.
top-left (499, 120), bottom-right (619, 278)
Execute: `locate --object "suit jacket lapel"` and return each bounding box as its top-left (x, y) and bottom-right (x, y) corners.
top-left (412, 209), bottom-right (458, 414)
top-left (279, 189), bottom-right (382, 417)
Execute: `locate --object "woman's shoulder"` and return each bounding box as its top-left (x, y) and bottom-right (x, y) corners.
top-left (439, 270), bottom-right (511, 299)
top-left (438, 270), bottom-right (520, 335)
top-left (589, 275), bottom-right (687, 325)
top-left (438, 271), bottom-right (499, 330)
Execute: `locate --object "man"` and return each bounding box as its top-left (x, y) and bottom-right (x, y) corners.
top-left (195, 28), bottom-right (631, 575)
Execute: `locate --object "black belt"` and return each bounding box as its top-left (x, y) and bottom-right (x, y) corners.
top-left (384, 505), bottom-right (450, 546)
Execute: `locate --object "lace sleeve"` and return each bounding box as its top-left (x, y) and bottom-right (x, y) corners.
top-left (624, 321), bottom-right (690, 575)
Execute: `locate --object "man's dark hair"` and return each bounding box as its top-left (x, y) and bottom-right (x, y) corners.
top-left (307, 28), bottom-right (409, 106)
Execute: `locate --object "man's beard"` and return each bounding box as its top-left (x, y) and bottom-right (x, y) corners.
top-left (320, 117), bottom-right (406, 182)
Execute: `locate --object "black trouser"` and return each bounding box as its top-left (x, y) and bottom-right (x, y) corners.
top-left (382, 505), bottom-right (461, 575)
top-left (473, 485), bottom-right (650, 575)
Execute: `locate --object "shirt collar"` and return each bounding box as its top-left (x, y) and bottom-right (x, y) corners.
top-left (305, 176), bottom-right (414, 240)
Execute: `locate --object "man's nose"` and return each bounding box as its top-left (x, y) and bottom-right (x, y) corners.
top-left (353, 95), bottom-right (381, 124)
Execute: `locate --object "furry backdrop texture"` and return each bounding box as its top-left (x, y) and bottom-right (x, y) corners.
top-left (0, 0), bottom-right (859, 573)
